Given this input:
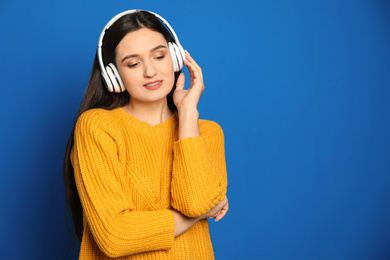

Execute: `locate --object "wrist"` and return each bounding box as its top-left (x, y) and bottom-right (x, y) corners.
top-left (170, 209), bottom-right (200, 238)
top-left (177, 108), bottom-right (200, 140)
top-left (177, 107), bottom-right (199, 121)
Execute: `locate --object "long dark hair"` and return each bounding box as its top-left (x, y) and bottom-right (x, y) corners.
top-left (63, 10), bottom-right (179, 241)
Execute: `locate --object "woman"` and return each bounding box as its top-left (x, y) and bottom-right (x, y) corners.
top-left (64, 10), bottom-right (228, 259)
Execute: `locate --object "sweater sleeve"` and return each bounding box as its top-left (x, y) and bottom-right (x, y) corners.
top-left (71, 110), bottom-right (175, 258)
top-left (171, 120), bottom-right (228, 218)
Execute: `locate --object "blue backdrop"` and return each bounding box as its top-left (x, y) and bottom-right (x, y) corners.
top-left (1, 0), bottom-right (389, 259)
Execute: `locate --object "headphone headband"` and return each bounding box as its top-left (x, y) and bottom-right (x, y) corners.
top-left (97, 9), bottom-right (185, 93)
top-left (97, 10), bottom-right (182, 49)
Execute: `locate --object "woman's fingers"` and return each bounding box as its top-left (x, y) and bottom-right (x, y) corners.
top-left (173, 51), bottom-right (205, 110)
top-left (214, 201), bottom-right (229, 221)
top-left (176, 73), bottom-right (185, 91)
top-left (183, 51), bottom-right (204, 95)
top-left (206, 197), bottom-right (229, 221)
top-left (185, 51), bottom-right (202, 80)
top-left (184, 60), bottom-right (197, 82)
top-left (184, 51), bottom-right (203, 81)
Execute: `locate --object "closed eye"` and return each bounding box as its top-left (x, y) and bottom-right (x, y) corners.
top-left (128, 63), bottom-right (139, 68)
top-left (155, 55), bottom-right (165, 60)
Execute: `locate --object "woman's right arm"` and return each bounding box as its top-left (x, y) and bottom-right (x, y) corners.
top-left (72, 111), bottom-right (175, 258)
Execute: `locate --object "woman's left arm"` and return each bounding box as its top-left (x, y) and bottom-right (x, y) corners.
top-left (171, 52), bottom-right (228, 218)
top-left (173, 51), bottom-right (203, 140)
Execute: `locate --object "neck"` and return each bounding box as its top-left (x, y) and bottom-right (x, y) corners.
top-left (122, 99), bottom-right (173, 127)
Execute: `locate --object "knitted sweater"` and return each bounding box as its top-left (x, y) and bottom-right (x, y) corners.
top-left (71, 107), bottom-right (228, 260)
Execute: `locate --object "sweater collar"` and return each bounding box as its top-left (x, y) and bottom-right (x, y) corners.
top-left (115, 107), bottom-right (178, 134)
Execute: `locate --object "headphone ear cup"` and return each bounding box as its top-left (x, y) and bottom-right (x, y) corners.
top-left (104, 65), bottom-right (114, 92)
top-left (168, 42), bottom-right (179, 72)
top-left (106, 63), bottom-right (125, 93)
top-left (169, 42), bottom-right (185, 72)
top-left (176, 43), bottom-right (186, 70)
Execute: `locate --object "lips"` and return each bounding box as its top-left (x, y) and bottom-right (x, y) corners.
top-left (143, 80), bottom-right (163, 90)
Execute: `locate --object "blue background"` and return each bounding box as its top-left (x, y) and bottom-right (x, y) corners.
top-left (1, 0), bottom-right (389, 259)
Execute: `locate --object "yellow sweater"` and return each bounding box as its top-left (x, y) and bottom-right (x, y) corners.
top-left (71, 107), bottom-right (228, 260)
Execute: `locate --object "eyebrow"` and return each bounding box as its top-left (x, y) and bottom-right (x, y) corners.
top-left (121, 45), bottom-right (167, 63)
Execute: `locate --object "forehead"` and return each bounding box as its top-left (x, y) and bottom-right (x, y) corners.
top-left (116, 28), bottom-right (167, 56)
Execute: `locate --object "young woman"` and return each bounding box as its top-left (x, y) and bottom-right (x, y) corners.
top-left (64, 10), bottom-right (228, 259)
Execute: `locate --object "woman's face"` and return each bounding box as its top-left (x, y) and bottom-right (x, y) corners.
top-left (115, 27), bottom-right (175, 105)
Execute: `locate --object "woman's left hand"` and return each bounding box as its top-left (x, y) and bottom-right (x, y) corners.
top-left (173, 51), bottom-right (205, 112)
top-left (202, 196), bottom-right (229, 222)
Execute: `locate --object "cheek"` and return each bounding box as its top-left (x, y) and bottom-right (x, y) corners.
top-left (165, 52), bottom-right (175, 73)
top-left (160, 58), bottom-right (175, 85)
top-left (166, 75), bottom-right (175, 91)
top-left (118, 71), bottom-right (140, 93)
top-left (118, 66), bottom-right (139, 82)
top-left (164, 65), bottom-right (175, 85)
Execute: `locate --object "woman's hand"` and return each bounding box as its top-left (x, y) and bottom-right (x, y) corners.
top-left (202, 196), bottom-right (229, 222)
top-left (173, 51), bottom-right (205, 112)
top-left (171, 196), bottom-right (229, 237)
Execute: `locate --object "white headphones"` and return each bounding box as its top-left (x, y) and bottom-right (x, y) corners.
top-left (97, 10), bottom-right (186, 93)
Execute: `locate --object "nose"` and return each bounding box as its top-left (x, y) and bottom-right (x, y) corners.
top-left (143, 60), bottom-right (157, 78)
